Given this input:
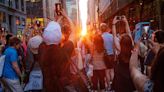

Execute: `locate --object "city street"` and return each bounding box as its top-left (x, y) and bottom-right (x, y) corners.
top-left (0, 0), bottom-right (164, 92)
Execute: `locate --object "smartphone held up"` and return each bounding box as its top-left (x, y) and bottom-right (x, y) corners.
top-left (141, 25), bottom-right (150, 40)
top-left (116, 16), bottom-right (124, 20)
top-left (55, 3), bottom-right (62, 16)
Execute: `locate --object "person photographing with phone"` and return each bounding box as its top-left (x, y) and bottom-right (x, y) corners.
top-left (130, 30), bottom-right (164, 92)
top-left (111, 15), bottom-right (136, 92)
top-left (38, 5), bottom-right (88, 92)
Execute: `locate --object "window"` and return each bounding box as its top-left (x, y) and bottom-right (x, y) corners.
top-left (7, 0), bottom-right (13, 7)
top-left (21, 0), bottom-right (24, 11)
top-left (3, 12), bottom-right (6, 23)
top-left (15, 0), bottom-right (19, 9)
top-left (16, 16), bottom-right (20, 25)
top-left (0, 12), bottom-right (6, 23)
top-left (0, 0), bottom-right (5, 4)
top-left (21, 18), bottom-right (26, 26)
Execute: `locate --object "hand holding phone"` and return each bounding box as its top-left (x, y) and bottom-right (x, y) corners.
top-left (55, 3), bottom-right (62, 16)
top-left (113, 16), bottom-right (120, 25)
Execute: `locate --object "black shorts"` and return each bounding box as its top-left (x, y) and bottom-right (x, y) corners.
top-left (104, 55), bottom-right (115, 69)
top-left (91, 69), bottom-right (106, 90)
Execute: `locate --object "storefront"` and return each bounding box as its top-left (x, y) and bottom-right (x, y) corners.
top-left (0, 1), bottom-right (26, 35)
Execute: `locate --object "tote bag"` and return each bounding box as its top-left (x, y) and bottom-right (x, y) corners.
top-left (24, 70), bottom-right (43, 91)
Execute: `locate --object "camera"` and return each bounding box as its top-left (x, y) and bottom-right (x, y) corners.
top-left (55, 3), bottom-right (62, 16)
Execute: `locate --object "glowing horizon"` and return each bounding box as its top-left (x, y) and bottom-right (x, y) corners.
top-left (79, 0), bottom-right (88, 36)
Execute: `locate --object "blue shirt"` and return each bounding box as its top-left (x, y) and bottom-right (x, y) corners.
top-left (102, 32), bottom-right (114, 55)
top-left (3, 47), bottom-right (19, 79)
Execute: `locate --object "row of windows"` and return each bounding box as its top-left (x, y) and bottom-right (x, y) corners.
top-left (0, 11), bottom-right (6, 23)
top-left (0, 0), bottom-right (25, 12)
top-left (0, 0), bottom-right (5, 4)
top-left (0, 11), bottom-right (25, 26)
top-left (16, 16), bottom-right (26, 26)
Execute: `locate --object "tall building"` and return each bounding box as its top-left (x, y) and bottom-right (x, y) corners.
top-left (88, 0), bottom-right (111, 27)
top-left (61, 0), bottom-right (78, 25)
top-left (88, 0), bottom-right (96, 25)
top-left (0, 0), bottom-right (26, 35)
top-left (43, 0), bottom-right (60, 25)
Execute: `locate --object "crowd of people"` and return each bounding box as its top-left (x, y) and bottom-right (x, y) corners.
top-left (0, 9), bottom-right (164, 92)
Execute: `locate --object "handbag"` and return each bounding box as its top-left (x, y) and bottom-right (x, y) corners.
top-left (24, 70), bottom-right (43, 91)
top-left (0, 55), bottom-right (5, 77)
top-left (23, 57), bottom-right (43, 91)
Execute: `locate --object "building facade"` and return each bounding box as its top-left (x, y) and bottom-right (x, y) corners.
top-left (78, 0), bottom-right (112, 29)
top-left (100, 0), bottom-right (164, 30)
top-left (26, 0), bottom-right (44, 26)
top-left (60, 0), bottom-right (79, 25)
top-left (0, 0), bottom-right (26, 35)
top-left (43, 0), bottom-right (60, 25)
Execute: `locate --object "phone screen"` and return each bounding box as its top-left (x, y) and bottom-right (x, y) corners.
top-left (143, 26), bottom-right (150, 33)
top-left (141, 26), bottom-right (150, 40)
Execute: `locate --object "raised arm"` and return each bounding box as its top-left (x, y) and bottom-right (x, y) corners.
top-left (130, 43), bottom-right (149, 92)
top-left (112, 16), bottom-right (121, 52)
top-left (122, 15), bottom-right (134, 45)
top-left (61, 10), bottom-right (76, 45)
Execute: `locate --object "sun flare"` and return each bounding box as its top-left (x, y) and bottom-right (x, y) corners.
top-left (79, 0), bottom-right (88, 36)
